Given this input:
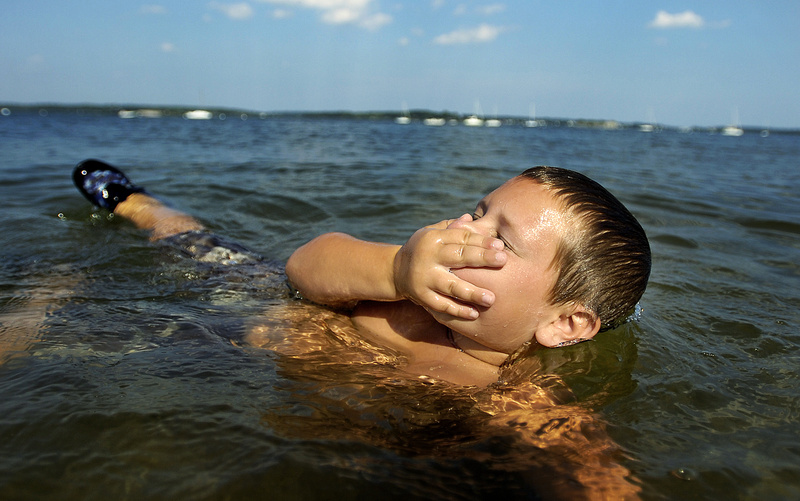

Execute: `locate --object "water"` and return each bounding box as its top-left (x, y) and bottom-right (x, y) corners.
top-left (1, 109), bottom-right (799, 500)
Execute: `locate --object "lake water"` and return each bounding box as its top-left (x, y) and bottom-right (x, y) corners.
top-left (1, 109), bottom-right (799, 499)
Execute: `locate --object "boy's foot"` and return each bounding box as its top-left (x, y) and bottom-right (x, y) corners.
top-left (73, 159), bottom-right (145, 211)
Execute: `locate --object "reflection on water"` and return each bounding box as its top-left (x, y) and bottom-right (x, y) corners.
top-left (1, 111), bottom-right (799, 499)
top-left (1, 255), bottom-right (639, 499)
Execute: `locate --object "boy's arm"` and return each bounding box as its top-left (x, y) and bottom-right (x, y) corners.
top-left (286, 232), bottom-right (400, 308)
top-left (285, 218), bottom-right (506, 319)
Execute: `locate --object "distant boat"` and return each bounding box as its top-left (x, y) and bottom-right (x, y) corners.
top-left (721, 125), bottom-right (744, 137)
top-left (464, 100), bottom-right (485, 126)
top-left (395, 102), bottom-right (411, 124)
top-left (722, 108), bottom-right (744, 136)
top-left (423, 117), bottom-right (446, 126)
top-left (485, 106), bottom-right (501, 127)
top-left (640, 107), bottom-right (658, 132)
top-left (119, 109), bottom-right (163, 119)
top-left (183, 110), bottom-right (213, 120)
top-left (525, 104), bottom-right (540, 127)
top-left (463, 115), bottom-right (484, 127)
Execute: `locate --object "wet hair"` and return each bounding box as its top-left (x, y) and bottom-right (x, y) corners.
top-left (519, 166), bottom-right (651, 330)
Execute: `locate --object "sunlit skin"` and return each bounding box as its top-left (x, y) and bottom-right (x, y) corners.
top-left (114, 193), bottom-right (205, 240)
top-left (436, 178), bottom-right (577, 352)
top-left (304, 177), bottom-right (602, 385)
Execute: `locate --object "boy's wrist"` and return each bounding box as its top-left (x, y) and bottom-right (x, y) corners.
top-left (388, 244), bottom-right (405, 301)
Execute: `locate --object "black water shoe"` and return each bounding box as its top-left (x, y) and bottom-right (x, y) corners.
top-left (73, 159), bottom-right (145, 211)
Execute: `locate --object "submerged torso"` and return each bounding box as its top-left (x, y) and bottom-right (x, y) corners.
top-left (242, 294), bottom-right (501, 386)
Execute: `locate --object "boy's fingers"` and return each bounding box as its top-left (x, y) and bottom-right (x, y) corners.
top-left (414, 274), bottom-right (490, 319)
top-left (428, 214), bottom-right (471, 231)
top-left (441, 244), bottom-right (506, 268)
top-left (452, 228), bottom-right (504, 251)
top-left (432, 226), bottom-right (503, 251)
top-left (437, 229), bottom-right (505, 266)
top-left (425, 294), bottom-right (480, 320)
top-left (439, 276), bottom-right (495, 307)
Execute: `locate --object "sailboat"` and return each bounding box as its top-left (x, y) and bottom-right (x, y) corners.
top-left (183, 109), bottom-right (213, 120)
top-left (525, 104), bottom-right (540, 127)
top-left (483, 106), bottom-right (500, 127)
top-left (423, 117), bottom-right (446, 126)
top-left (395, 102), bottom-right (411, 124)
top-left (463, 115), bottom-right (484, 126)
top-left (721, 108), bottom-right (744, 136)
top-left (463, 100), bottom-right (485, 126)
top-left (639, 106), bottom-right (657, 132)
top-left (721, 125), bottom-right (744, 136)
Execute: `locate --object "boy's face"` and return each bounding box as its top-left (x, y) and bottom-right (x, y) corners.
top-left (445, 177), bottom-right (569, 352)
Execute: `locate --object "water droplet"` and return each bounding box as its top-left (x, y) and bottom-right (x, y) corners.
top-left (670, 467), bottom-right (697, 481)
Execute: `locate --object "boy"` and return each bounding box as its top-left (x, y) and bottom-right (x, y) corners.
top-left (74, 159), bottom-right (650, 387)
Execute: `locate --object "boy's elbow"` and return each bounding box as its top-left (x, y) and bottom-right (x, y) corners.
top-left (285, 239), bottom-right (317, 288)
top-left (285, 251), bottom-right (301, 287)
top-left (285, 232), bottom-right (348, 296)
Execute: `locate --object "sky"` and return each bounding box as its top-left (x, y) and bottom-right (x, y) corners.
top-left (2, 1), bottom-right (799, 128)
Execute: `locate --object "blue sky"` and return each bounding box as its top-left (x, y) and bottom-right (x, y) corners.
top-left (2, 1), bottom-right (798, 128)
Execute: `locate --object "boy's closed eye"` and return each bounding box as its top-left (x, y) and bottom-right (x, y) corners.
top-left (472, 212), bottom-right (513, 253)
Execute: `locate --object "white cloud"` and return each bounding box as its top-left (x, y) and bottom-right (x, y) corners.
top-left (140, 5), bottom-right (167, 15)
top-left (209, 2), bottom-right (255, 20)
top-left (477, 3), bottom-right (505, 16)
top-left (322, 6), bottom-right (361, 23)
top-left (453, 3), bottom-right (504, 16)
top-left (258, 0), bottom-right (391, 30)
top-left (649, 10), bottom-right (704, 29)
top-left (359, 12), bottom-right (391, 30)
top-left (160, 42), bottom-right (176, 52)
top-left (272, 8), bottom-right (293, 18)
top-left (434, 23), bottom-right (503, 45)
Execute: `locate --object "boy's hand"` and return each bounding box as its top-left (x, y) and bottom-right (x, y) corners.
top-left (393, 215), bottom-right (506, 320)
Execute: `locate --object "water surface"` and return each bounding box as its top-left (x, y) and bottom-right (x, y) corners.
top-left (1, 110), bottom-right (799, 499)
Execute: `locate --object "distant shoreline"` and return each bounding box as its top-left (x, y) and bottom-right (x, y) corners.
top-left (1, 102), bottom-right (794, 134)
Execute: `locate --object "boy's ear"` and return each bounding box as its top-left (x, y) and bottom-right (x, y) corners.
top-left (535, 304), bottom-right (601, 347)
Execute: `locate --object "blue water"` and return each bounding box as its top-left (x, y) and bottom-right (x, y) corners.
top-left (1, 109), bottom-right (799, 499)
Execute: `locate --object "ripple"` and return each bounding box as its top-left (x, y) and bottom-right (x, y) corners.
top-left (651, 233), bottom-right (700, 248)
top-left (736, 217), bottom-right (800, 235)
